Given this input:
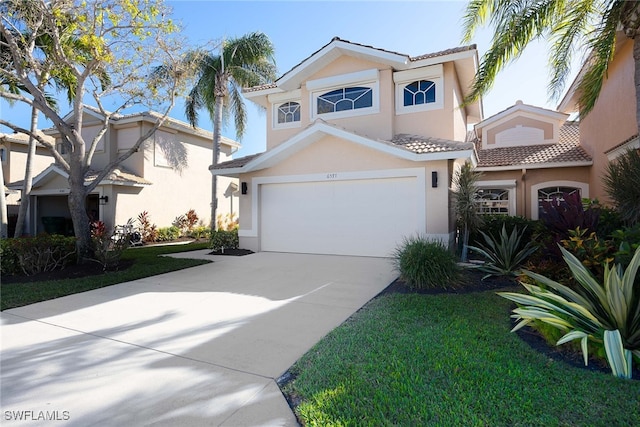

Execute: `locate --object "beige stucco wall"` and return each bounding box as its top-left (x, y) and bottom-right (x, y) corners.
top-left (479, 166), bottom-right (591, 218)
top-left (3, 142), bottom-right (53, 187)
top-left (237, 135), bottom-right (454, 251)
top-left (579, 37), bottom-right (637, 203)
top-left (113, 126), bottom-right (237, 229)
top-left (265, 56), bottom-right (469, 150)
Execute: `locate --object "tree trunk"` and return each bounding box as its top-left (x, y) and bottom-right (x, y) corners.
top-left (14, 107), bottom-right (39, 237)
top-left (634, 36), bottom-right (640, 137)
top-left (67, 160), bottom-right (91, 262)
top-left (0, 160), bottom-right (7, 239)
top-left (461, 225), bottom-right (470, 263)
top-left (211, 95), bottom-right (223, 230)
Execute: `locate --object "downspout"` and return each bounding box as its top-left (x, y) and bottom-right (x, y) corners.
top-left (521, 168), bottom-right (527, 218)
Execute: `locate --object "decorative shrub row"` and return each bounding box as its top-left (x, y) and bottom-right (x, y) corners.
top-left (1, 234), bottom-right (76, 276)
top-left (209, 229), bottom-right (239, 251)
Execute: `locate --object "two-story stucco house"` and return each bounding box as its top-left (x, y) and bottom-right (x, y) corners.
top-left (470, 101), bottom-right (592, 220)
top-left (471, 31), bottom-right (638, 220)
top-left (6, 109), bottom-right (240, 235)
top-left (211, 37), bottom-right (482, 257)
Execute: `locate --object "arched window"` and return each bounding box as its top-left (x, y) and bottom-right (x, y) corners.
top-left (317, 86), bottom-right (372, 115)
top-left (404, 80), bottom-right (436, 106)
top-left (537, 186), bottom-right (580, 218)
top-left (277, 102), bottom-right (300, 124)
top-left (477, 188), bottom-right (510, 215)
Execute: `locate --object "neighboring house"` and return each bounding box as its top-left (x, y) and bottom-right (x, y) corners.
top-left (6, 109), bottom-right (240, 235)
top-left (558, 33), bottom-right (639, 203)
top-left (470, 101), bottom-right (592, 220)
top-left (211, 37), bottom-right (481, 257)
top-left (0, 131), bottom-right (57, 235)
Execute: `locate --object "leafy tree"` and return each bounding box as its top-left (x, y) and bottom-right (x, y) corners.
top-left (453, 161), bottom-right (484, 262)
top-left (0, 0), bottom-right (193, 260)
top-left (183, 32), bottom-right (276, 228)
top-left (462, 0), bottom-right (640, 130)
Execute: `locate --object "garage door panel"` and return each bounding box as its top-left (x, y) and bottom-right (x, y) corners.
top-left (260, 177), bottom-right (421, 257)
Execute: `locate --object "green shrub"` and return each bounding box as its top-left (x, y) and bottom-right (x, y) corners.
top-left (500, 246), bottom-right (640, 379)
top-left (90, 221), bottom-right (131, 270)
top-left (156, 226), bottom-right (181, 242)
top-left (8, 234), bottom-right (76, 275)
top-left (210, 229), bottom-right (239, 251)
top-left (610, 224), bottom-right (640, 270)
top-left (189, 225), bottom-right (211, 239)
top-left (469, 215), bottom-right (540, 247)
top-left (393, 236), bottom-right (461, 290)
top-left (468, 225), bottom-right (538, 279)
top-left (1, 238), bottom-right (19, 275)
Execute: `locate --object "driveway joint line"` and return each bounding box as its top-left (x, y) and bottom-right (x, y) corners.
top-left (2, 311), bottom-right (275, 381)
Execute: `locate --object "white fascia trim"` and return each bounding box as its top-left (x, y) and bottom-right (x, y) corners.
top-left (268, 89), bottom-right (301, 104)
top-left (606, 137), bottom-right (640, 161)
top-left (239, 167), bottom-right (426, 237)
top-left (476, 160), bottom-right (592, 171)
top-left (277, 41), bottom-right (407, 90)
top-left (306, 69), bottom-right (379, 91)
top-left (32, 164), bottom-right (68, 187)
top-left (476, 104), bottom-right (568, 132)
top-left (99, 180), bottom-right (148, 187)
top-left (393, 64), bottom-right (443, 83)
top-left (31, 189), bottom-right (71, 196)
top-left (228, 122), bottom-right (473, 174)
top-left (477, 179), bottom-right (517, 188)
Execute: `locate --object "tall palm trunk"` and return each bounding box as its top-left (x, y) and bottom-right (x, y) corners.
top-left (14, 106), bottom-right (38, 237)
top-left (0, 160), bottom-right (7, 238)
top-left (634, 36), bottom-right (640, 136)
top-left (211, 94), bottom-right (223, 230)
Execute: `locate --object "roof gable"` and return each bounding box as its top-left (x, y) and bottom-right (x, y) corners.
top-left (211, 120), bottom-right (475, 176)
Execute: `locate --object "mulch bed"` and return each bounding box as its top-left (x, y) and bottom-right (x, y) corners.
top-left (208, 248), bottom-right (254, 256)
top-left (2, 259), bottom-right (135, 284)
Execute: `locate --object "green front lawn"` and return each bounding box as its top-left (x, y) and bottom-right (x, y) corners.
top-left (1, 242), bottom-right (211, 310)
top-left (285, 290), bottom-right (640, 426)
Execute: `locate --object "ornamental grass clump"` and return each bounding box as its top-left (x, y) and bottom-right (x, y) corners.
top-left (393, 236), bottom-right (461, 290)
top-left (500, 246), bottom-right (640, 379)
top-left (469, 225), bottom-right (538, 279)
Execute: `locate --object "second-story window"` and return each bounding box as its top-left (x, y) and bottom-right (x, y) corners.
top-left (277, 101), bottom-right (301, 124)
top-left (0, 147), bottom-right (6, 163)
top-left (317, 86), bottom-right (373, 115)
top-left (404, 80), bottom-right (436, 106)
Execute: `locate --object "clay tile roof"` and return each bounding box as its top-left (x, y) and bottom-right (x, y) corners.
top-left (244, 83), bottom-right (277, 93)
top-left (476, 142), bottom-right (591, 168)
top-left (86, 168), bottom-right (152, 185)
top-left (604, 133), bottom-right (639, 154)
top-left (410, 44), bottom-right (477, 61)
top-left (389, 134), bottom-right (474, 154)
top-left (211, 152), bottom-right (264, 170)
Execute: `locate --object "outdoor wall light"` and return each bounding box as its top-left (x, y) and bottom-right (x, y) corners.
top-left (431, 171), bottom-right (438, 188)
top-left (241, 182), bottom-right (248, 195)
top-left (99, 195), bottom-right (109, 204)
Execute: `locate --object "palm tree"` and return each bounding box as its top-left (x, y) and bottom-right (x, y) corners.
top-left (453, 161), bottom-right (484, 262)
top-left (461, 0), bottom-right (640, 129)
top-left (184, 32), bottom-right (276, 228)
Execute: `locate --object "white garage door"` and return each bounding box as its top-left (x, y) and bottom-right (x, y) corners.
top-left (260, 177), bottom-right (422, 257)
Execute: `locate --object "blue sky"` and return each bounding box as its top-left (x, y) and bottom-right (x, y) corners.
top-left (1, 0), bottom-right (580, 157)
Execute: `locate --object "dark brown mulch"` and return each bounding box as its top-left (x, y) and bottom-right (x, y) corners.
top-left (208, 248), bottom-right (254, 256)
top-left (2, 259), bottom-right (135, 284)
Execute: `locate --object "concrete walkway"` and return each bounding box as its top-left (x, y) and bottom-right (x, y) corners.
top-left (1, 252), bottom-right (396, 426)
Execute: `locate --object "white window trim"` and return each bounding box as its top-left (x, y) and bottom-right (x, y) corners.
top-left (272, 100), bottom-right (302, 130)
top-left (530, 180), bottom-right (589, 220)
top-left (310, 80), bottom-right (379, 120)
top-left (477, 180), bottom-right (516, 216)
top-left (394, 64), bottom-right (444, 115)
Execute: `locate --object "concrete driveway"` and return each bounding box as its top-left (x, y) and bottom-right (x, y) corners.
top-left (1, 252), bottom-right (396, 426)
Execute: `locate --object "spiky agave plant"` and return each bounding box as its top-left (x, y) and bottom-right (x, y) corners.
top-left (499, 246), bottom-right (640, 379)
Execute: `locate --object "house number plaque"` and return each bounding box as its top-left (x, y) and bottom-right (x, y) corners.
top-left (326, 173), bottom-right (338, 179)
